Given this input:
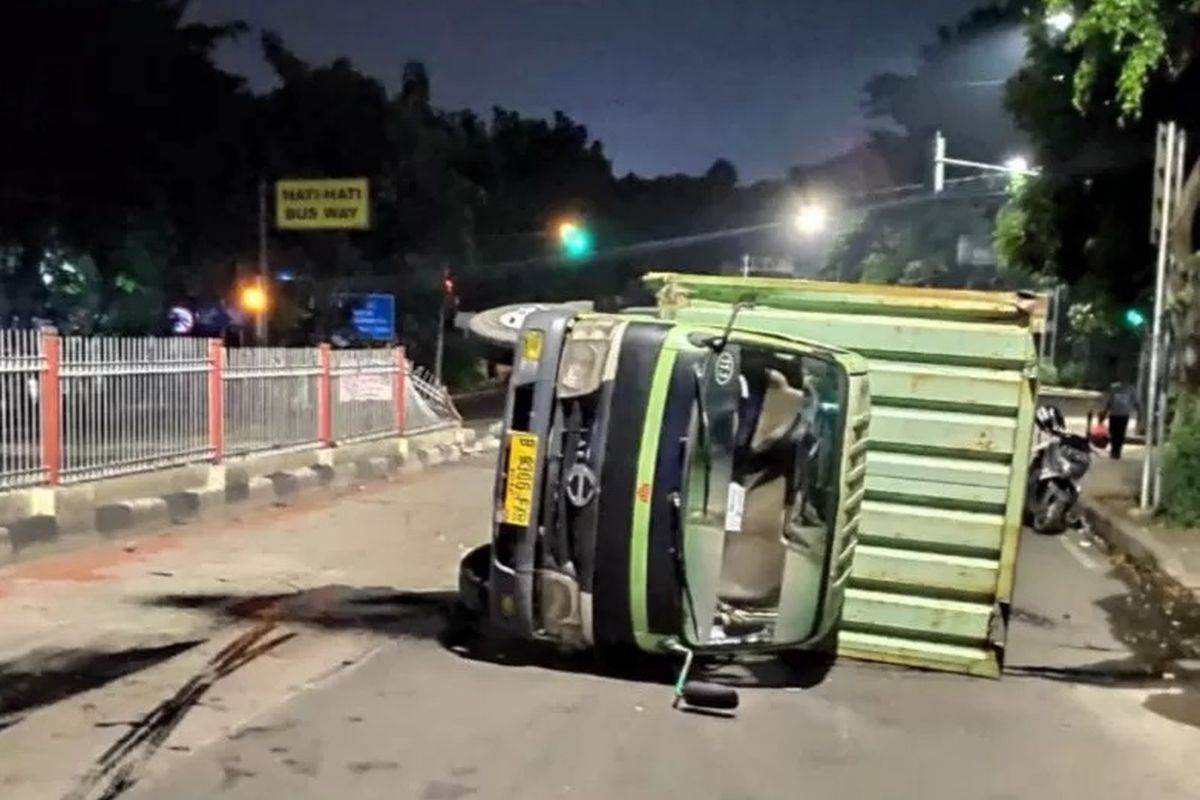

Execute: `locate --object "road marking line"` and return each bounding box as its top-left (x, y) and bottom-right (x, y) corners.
top-left (1060, 535), bottom-right (1102, 571)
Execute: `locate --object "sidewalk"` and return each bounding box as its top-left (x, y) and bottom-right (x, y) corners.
top-left (1081, 444), bottom-right (1200, 593)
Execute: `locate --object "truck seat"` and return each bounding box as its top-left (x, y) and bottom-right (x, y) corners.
top-left (717, 368), bottom-right (803, 606)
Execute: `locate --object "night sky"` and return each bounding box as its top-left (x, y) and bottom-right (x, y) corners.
top-left (191, 0), bottom-right (991, 181)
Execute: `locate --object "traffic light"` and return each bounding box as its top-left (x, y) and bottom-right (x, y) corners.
top-left (557, 220), bottom-right (594, 260)
top-left (1123, 308), bottom-right (1147, 330)
top-left (441, 274), bottom-right (459, 311)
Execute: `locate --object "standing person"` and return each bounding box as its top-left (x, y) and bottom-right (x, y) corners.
top-left (1101, 380), bottom-right (1137, 459)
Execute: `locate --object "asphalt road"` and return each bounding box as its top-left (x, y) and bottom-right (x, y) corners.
top-left (92, 463), bottom-right (1197, 800)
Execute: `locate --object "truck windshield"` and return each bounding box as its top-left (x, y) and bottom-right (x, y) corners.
top-left (682, 343), bottom-right (845, 644)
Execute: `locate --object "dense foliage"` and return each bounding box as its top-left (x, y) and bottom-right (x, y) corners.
top-left (1004, 0), bottom-right (1200, 519)
top-left (0, 0), bottom-right (768, 370)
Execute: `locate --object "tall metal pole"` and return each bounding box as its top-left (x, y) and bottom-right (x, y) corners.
top-left (1142, 122), bottom-right (1176, 509)
top-left (1153, 326), bottom-right (1173, 507)
top-left (933, 131), bottom-right (946, 194)
top-left (1049, 285), bottom-right (1062, 365)
top-left (257, 177), bottom-right (269, 345)
top-left (742, 254), bottom-right (751, 278)
top-left (435, 265), bottom-right (447, 383)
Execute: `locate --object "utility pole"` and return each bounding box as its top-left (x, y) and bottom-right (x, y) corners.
top-left (933, 131), bottom-right (946, 193)
top-left (435, 265), bottom-right (450, 383)
top-left (1040, 285), bottom-right (1063, 366)
top-left (741, 254), bottom-right (751, 278)
top-left (1142, 121), bottom-right (1184, 510)
top-left (256, 177), bottom-right (269, 345)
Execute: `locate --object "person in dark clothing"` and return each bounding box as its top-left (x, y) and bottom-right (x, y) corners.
top-left (1101, 381), bottom-right (1138, 459)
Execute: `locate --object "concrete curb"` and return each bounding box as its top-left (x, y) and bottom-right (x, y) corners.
top-left (0, 426), bottom-right (483, 561)
top-left (95, 497), bottom-right (171, 535)
top-left (1082, 500), bottom-right (1200, 593)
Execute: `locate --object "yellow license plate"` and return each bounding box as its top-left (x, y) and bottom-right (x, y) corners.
top-left (503, 432), bottom-right (539, 526)
top-left (522, 330), bottom-right (544, 363)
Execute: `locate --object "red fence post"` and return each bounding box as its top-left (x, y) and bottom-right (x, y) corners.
top-left (318, 343), bottom-right (333, 446)
top-left (40, 330), bottom-right (62, 485)
top-left (208, 339), bottom-right (224, 463)
top-left (394, 346), bottom-right (407, 434)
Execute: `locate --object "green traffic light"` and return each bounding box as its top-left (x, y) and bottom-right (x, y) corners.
top-left (558, 221), bottom-right (594, 259)
top-left (1124, 308), bottom-right (1147, 329)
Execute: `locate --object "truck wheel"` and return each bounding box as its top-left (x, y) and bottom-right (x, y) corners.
top-left (457, 543), bottom-right (492, 615)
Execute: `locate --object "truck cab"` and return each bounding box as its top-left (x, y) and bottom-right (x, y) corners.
top-left (460, 305), bottom-right (870, 663)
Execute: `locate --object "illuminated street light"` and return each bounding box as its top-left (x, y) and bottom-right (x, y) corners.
top-left (1046, 10), bottom-right (1073, 35)
top-left (239, 282), bottom-right (268, 314)
top-left (793, 203), bottom-right (829, 236)
top-left (1004, 155), bottom-right (1031, 175)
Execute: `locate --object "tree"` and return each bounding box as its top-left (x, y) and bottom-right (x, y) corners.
top-left (823, 2), bottom-right (1030, 291)
top-left (862, 1), bottom-right (1027, 167)
top-left (0, 0), bottom-right (254, 329)
top-left (1006, 0), bottom-right (1200, 519)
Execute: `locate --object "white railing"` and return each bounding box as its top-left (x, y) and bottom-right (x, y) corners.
top-left (331, 348), bottom-right (402, 442)
top-left (224, 347), bottom-right (322, 456)
top-left (0, 330), bottom-right (460, 488)
top-left (60, 336), bottom-right (212, 483)
top-left (0, 330), bottom-right (45, 490)
top-left (406, 363), bottom-right (462, 433)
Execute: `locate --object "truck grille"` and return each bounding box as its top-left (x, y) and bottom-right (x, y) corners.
top-left (540, 394), bottom-right (602, 575)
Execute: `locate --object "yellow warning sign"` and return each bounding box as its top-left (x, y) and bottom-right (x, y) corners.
top-left (275, 178), bottom-right (370, 230)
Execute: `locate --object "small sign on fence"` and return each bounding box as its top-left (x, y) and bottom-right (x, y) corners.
top-left (338, 374), bottom-right (392, 403)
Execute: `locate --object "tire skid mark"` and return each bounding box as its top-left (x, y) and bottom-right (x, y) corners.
top-left (62, 621), bottom-right (296, 800)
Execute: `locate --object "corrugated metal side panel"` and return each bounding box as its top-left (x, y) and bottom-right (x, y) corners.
top-left (667, 294), bottom-right (1037, 678)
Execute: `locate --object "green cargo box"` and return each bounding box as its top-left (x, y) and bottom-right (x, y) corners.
top-left (645, 272), bottom-right (1046, 677)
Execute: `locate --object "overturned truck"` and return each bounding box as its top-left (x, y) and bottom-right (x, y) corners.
top-left (460, 274), bottom-right (1043, 707)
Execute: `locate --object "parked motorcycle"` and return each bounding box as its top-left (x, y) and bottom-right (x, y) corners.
top-left (1026, 405), bottom-right (1092, 534)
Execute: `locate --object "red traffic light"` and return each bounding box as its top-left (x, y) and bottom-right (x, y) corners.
top-left (442, 277), bottom-right (456, 295)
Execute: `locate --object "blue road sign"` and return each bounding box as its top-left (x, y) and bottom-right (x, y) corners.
top-left (350, 293), bottom-right (396, 341)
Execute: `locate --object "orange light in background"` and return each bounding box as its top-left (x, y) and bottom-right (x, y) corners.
top-left (239, 283), bottom-right (268, 314)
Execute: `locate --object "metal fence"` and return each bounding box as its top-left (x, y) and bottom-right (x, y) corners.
top-left (60, 336), bottom-right (212, 483)
top-left (224, 347), bottom-right (321, 456)
top-left (331, 348), bottom-right (401, 442)
top-left (0, 331), bottom-right (460, 489)
top-left (406, 363), bottom-right (462, 433)
top-left (0, 330), bottom-right (45, 489)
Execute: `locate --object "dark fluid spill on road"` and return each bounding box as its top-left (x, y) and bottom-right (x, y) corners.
top-left (1094, 553), bottom-right (1200, 729)
top-left (0, 640), bottom-right (203, 725)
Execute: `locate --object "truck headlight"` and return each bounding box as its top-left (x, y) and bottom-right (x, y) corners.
top-left (557, 320), bottom-right (615, 398)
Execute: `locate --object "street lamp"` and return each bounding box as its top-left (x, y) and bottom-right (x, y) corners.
top-left (239, 282), bottom-right (268, 315)
top-left (933, 131), bottom-right (1040, 192)
top-left (1003, 155), bottom-right (1032, 175)
top-left (793, 203), bottom-right (829, 236)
